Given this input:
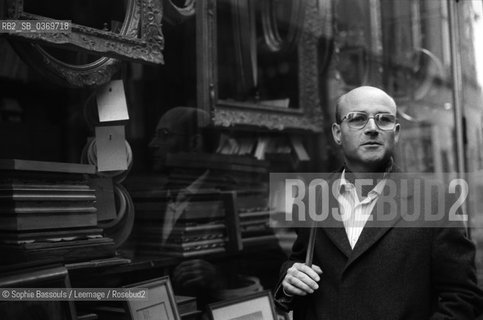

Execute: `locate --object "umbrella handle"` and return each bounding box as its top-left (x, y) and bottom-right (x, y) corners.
top-left (305, 225), bottom-right (317, 266)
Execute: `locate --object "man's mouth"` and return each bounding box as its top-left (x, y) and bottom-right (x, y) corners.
top-left (361, 142), bottom-right (382, 146)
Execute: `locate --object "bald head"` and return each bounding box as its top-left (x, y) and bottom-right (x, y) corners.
top-left (335, 86), bottom-right (397, 123)
top-left (155, 106), bottom-right (210, 136)
top-left (149, 107), bottom-right (220, 164)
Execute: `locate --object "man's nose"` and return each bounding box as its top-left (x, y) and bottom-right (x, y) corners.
top-left (364, 118), bottom-right (379, 134)
top-left (148, 137), bottom-right (160, 148)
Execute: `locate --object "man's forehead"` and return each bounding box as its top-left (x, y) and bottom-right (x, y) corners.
top-left (340, 86), bottom-right (396, 113)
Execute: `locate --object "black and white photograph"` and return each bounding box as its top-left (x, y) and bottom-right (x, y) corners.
top-left (1, 0), bottom-right (483, 319)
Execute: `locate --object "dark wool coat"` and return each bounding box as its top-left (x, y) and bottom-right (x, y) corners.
top-left (274, 173), bottom-right (483, 320)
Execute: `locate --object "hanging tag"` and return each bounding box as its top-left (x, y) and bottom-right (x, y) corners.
top-left (95, 125), bottom-right (128, 172)
top-left (96, 80), bottom-right (130, 122)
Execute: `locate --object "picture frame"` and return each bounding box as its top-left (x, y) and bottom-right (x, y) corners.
top-left (208, 290), bottom-right (277, 320)
top-left (124, 276), bottom-right (181, 320)
top-left (5, 0), bottom-right (163, 64)
top-left (196, 0), bottom-right (324, 132)
top-left (0, 264), bottom-right (76, 320)
top-left (4, 0), bottom-right (164, 87)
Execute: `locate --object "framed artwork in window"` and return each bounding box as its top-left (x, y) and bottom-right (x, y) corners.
top-left (125, 276), bottom-right (180, 320)
top-left (197, 0), bottom-right (325, 131)
top-left (208, 291), bottom-right (277, 320)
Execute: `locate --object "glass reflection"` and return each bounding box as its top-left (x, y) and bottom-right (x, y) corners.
top-left (379, 0), bottom-right (456, 173)
top-left (216, 0), bottom-right (299, 109)
top-left (459, 0), bottom-right (483, 282)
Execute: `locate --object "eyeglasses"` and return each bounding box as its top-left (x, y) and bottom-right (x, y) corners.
top-left (339, 112), bottom-right (397, 130)
top-left (154, 128), bottom-right (186, 138)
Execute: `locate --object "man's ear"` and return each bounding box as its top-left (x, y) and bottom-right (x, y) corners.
top-left (332, 123), bottom-right (342, 145)
top-left (189, 134), bottom-right (203, 152)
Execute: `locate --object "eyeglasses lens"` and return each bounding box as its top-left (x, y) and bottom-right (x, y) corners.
top-left (345, 113), bottom-right (396, 130)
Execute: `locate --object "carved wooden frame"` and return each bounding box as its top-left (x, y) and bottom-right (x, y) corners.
top-left (197, 0), bottom-right (324, 132)
top-left (5, 0), bottom-right (164, 87)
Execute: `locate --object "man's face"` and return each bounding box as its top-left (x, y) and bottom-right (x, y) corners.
top-left (149, 128), bottom-right (188, 170)
top-left (331, 87), bottom-right (400, 171)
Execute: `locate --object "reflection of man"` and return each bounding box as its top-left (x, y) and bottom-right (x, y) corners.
top-left (149, 107), bottom-right (222, 244)
top-left (148, 107), bottom-right (226, 305)
top-left (149, 106), bottom-right (218, 171)
top-left (275, 86), bottom-right (483, 319)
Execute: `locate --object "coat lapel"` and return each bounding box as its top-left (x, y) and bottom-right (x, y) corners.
top-left (321, 218), bottom-right (353, 258)
top-left (318, 169), bottom-right (414, 263)
top-left (344, 173), bottom-right (413, 269)
top-left (319, 172), bottom-right (352, 258)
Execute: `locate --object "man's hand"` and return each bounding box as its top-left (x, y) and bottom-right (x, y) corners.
top-left (172, 259), bottom-right (223, 291)
top-left (282, 262), bottom-right (322, 296)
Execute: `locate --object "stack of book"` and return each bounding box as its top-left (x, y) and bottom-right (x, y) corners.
top-left (0, 159), bottom-right (115, 264)
top-left (129, 190), bottom-right (240, 258)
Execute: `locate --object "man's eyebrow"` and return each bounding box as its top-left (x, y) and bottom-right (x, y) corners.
top-left (352, 109), bottom-right (395, 113)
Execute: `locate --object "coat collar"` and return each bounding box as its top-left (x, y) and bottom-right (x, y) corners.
top-left (317, 166), bottom-right (412, 269)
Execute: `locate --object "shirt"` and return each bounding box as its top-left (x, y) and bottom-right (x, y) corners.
top-left (337, 169), bottom-right (387, 249)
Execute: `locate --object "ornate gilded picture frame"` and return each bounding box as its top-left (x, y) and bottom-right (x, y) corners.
top-left (3, 0), bottom-right (164, 87)
top-left (197, 0), bottom-right (325, 132)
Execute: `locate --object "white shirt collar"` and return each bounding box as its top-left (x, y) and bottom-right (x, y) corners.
top-left (340, 169), bottom-right (386, 198)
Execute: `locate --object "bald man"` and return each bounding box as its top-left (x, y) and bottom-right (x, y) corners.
top-left (274, 86), bottom-right (483, 319)
top-left (149, 107), bottom-right (216, 171)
